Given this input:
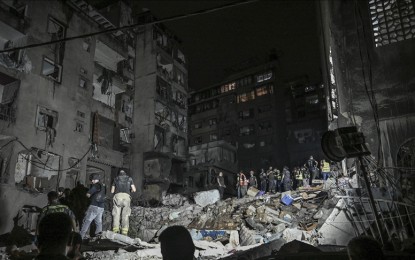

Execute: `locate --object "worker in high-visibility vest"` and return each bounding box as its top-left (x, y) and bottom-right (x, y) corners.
top-left (320, 159), bottom-right (331, 181)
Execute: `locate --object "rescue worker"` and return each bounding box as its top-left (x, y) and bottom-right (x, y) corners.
top-left (294, 167), bottom-right (303, 189)
top-left (301, 166), bottom-right (310, 187)
top-left (37, 191), bottom-right (77, 236)
top-left (236, 171), bottom-right (248, 198)
top-left (217, 171), bottom-right (226, 199)
top-left (111, 169), bottom-right (136, 235)
top-left (275, 169), bottom-right (283, 192)
top-left (248, 170), bottom-right (258, 189)
top-left (267, 167), bottom-right (275, 193)
top-left (282, 166), bottom-right (292, 191)
top-left (305, 155), bottom-right (318, 185)
top-left (320, 159), bottom-right (331, 181)
top-left (259, 169), bottom-right (267, 193)
top-left (80, 173), bottom-right (106, 239)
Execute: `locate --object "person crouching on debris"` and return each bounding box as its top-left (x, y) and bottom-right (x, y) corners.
top-left (80, 173), bottom-right (106, 239)
top-left (111, 169), bottom-right (136, 235)
top-left (236, 171), bottom-right (248, 198)
top-left (159, 226), bottom-right (195, 260)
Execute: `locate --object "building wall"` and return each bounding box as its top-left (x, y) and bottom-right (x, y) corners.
top-left (319, 0), bottom-right (415, 168)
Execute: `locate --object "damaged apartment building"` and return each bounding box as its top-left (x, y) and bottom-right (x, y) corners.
top-left (0, 0), bottom-right (189, 234)
top-left (187, 58), bottom-right (327, 192)
top-left (318, 0), bottom-right (415, 199)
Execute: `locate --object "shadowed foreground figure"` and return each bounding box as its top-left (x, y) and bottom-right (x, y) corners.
top-left (347, 236), bottom-right (385, 260)
top-left (35, 212), bottom-right (72, 260)
top-left (159, 226), bottom-right (195, 260)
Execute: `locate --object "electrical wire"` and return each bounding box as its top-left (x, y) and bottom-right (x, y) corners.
top-left (0, 0), bottom-right (259, 54)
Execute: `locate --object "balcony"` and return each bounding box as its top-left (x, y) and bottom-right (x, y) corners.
top-left (0, 1), bottom-right (28, 34)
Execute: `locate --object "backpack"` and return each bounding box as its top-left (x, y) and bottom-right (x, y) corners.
top-left (93, 183), bottom-right (107, 203)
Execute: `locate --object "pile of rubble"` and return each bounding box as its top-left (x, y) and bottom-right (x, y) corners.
top-left (89, 184), bottom-right (339, 259)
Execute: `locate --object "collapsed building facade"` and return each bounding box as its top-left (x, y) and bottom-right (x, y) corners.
top-left (0, 0), bottom-right (189, 234)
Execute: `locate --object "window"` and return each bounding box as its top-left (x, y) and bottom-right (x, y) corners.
top-left (239, 109), bottom-right (254, 120)
top-left (74, 122), bottom-right (83, 133)
top-left (258, 121), bottom-right (272, 131)
top-left (79, 77), bottom-right (87, 89)
top-left (220, 82), bottom-right (236, 93)
top-left (209, 133), bottom-right (218, 141)
top-left (41, 57), bottom-right (62, 83)
top-left (209, 118), bottom-right (217, 126)
top-left (369, 0), bottom-right (415, 47)
top-left (259, 141), bottom-right (266, 147)
top-left (83, 38), bottom-right (91, 52)
top-left (255, 84), bottom-right (274, 97)
top-left (256, 71), bottom-right (272, 83)
top-left (194, 136), bottom-right (202, 144)
top-left (120, 128), bottom-right (131, 143)
top-left (237, 90), bottom-right (255, 103)
top-left (36, 106), bottom-right (58, 130)
top-left (77, 111), bottom-right (85, 118)
top-left (258, 104), bottom-right (272, 113)
top-left (239, 125), bottom-right (255, 136)
top-left (47, 16), bottom-right (65, 40)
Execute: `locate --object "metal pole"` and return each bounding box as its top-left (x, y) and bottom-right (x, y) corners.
top-left (358, 156), bottom-right (386, 245)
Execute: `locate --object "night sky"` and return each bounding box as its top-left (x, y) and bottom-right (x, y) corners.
top-left (132, 0), bottom-right (322, 90)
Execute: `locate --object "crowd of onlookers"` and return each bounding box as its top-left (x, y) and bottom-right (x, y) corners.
top-left (231, 156), bottom-right (337, 198)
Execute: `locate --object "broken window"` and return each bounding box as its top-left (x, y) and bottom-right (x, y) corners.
top-left (41, 57), bottom-right (62, 83)
top-left (156, 77), bottom-right (170, 100)
top-left (154, 126), bottom-right (165, 151)
top-left (178, 113), bottom-right (187, 132)
top-left (369, 0), bottom-right (415, 47)
top-left (36, 106), bottom-right (58, 130)
top-left (176, 49), bottom-right (186, 64)
top-left (47, 16), bottom-right (65, 40)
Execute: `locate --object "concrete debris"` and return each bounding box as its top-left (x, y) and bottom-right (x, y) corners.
top-left (1, 183), bottom-right (347, 260)
top-left (247, 187), bottom-right (259, 197)
top-left (194, 189), bottom-right (220, 207)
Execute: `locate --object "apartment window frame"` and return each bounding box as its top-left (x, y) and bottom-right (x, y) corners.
top-left (36, 106), bottom-right (58, 130)
top-left (41, 56), bottom-right (62, 83)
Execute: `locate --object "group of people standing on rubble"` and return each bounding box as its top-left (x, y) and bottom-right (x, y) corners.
top-left (32, 169), bottom-right (137, 259)
top-left (232, 156), bottom-right (333, 198)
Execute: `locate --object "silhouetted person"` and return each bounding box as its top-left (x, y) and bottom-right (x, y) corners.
top-left (347, 236), bottom-right (385, 260)
top-left (159, 226), bottom-right (195, 260)
top-left (216, 171), bottom-right (226, 199)
top-left (66, 232), bottom-right (84, 260)
top-left (35, 213), bottom-right (72, 260)
top-left (69, 182), bottom-right (89, 227)
top-left (37, 191), bottom-right (77, 236)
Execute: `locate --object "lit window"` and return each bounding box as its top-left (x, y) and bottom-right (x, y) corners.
top-left (239, 125), bottom-right (255, 136)
top-left (79, 77), bottom-right (87, 89)
top-left (237, 90), bottom-right (255, 103)
top-left (194, 122), bottom-right (202, 129)
top-left (369, 0), bottom-right (415, 47)
top-left (256, 86), bottom-right (268, 96)
top-left (256, 71), bottom-right (272, 83)
top-left (41, 57), bottom-right (62, 83)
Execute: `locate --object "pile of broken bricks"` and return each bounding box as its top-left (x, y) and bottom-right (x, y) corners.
top-left (90, 185), bottom-right (338, 259)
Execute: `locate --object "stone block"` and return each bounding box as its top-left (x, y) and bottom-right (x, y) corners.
top-left (194, 189), bottom-right (220, 207)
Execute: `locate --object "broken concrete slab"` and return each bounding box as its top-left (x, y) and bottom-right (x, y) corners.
top-left (194, 189), bottom-right (220, 207)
